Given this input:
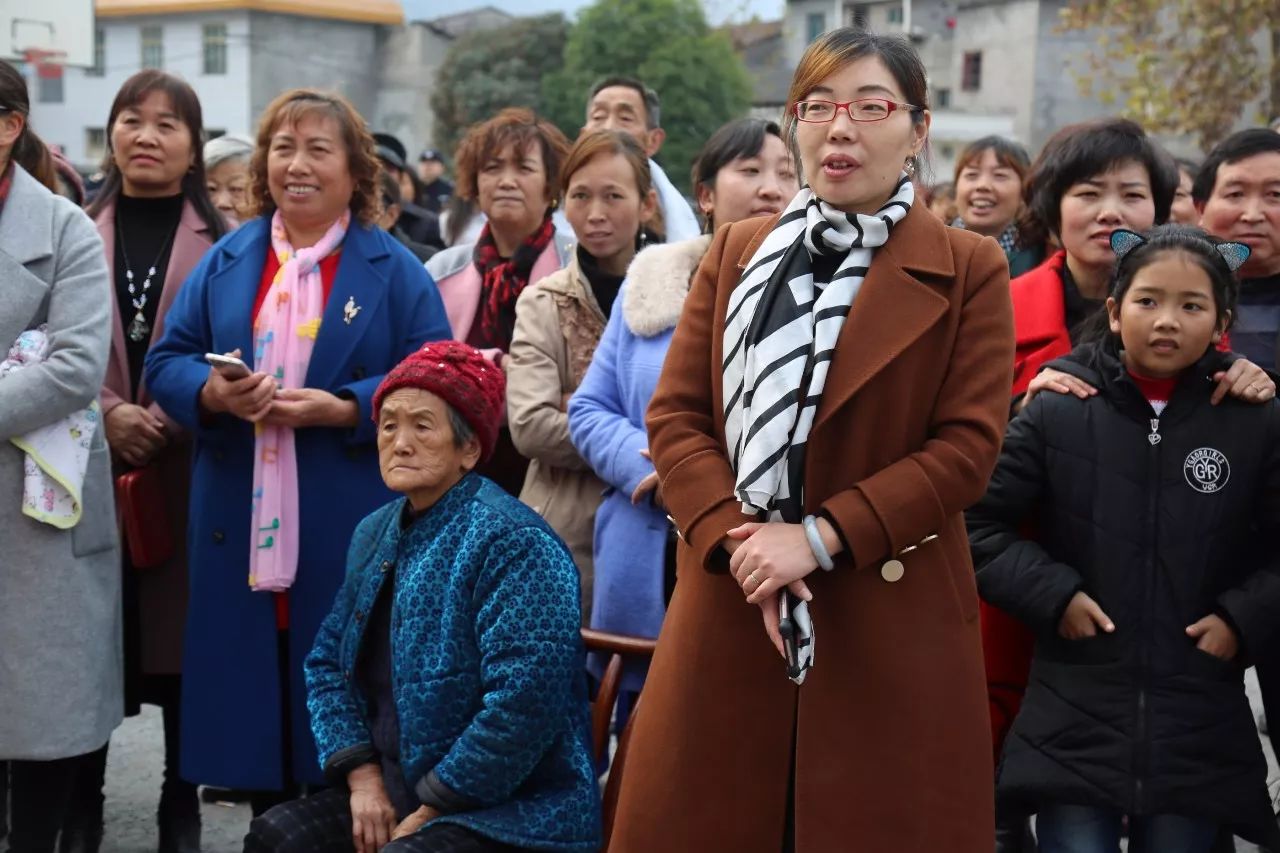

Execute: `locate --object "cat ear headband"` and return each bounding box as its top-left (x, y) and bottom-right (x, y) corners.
top-left (1110, 228), bottom-right (1252, 272)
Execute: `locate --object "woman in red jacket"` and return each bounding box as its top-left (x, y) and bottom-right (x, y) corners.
top-left (984, 118), bottom-right (1276, 852)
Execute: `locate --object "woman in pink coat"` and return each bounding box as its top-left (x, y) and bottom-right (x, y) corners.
top-left (426, 108), bottom-right (573, 494)
top-left (74, 69), bottom-right (228, 853)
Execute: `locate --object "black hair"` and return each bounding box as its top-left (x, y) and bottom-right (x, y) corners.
top-left (1019, 118), bottom-right (1178, 252)
top-left (86, 70), bottom-right (227, 241)
top-left (1191, 128), bottom-right (1280, 204)
top-left (0, 59), bottom-right (55, 190)
top-left (690, 117), bottom-right (785, 231)
top-left (588, 76), bottom-right (661, 129)
top-left (1174, 156), bottom-right (1200, 179)
top-left (378, 170), bottom-right (400, 210)
top-left (1082, 224), bottom-right (1241, 344)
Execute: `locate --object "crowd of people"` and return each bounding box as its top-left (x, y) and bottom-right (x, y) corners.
top-left (4, 22), bottom-right (1280, 853)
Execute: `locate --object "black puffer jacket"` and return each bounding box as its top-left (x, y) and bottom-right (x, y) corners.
top-left (969, 342), bottom-right (1280, 845)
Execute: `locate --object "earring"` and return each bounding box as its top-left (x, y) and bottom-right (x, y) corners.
top-left (904, 159), bottom-right (917, 177)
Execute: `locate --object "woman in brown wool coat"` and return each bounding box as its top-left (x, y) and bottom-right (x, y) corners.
top-left (606, 29), bottom-right (1014, 853)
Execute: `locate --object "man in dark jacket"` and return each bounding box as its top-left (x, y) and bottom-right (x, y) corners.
top-left (969, 342), bottom-right (1280, 850)
top-left (416, 149), bottom-right (454, 215)
top-left (377, 173), bottom-right (436, 263)
top-left (374, 134), bottom-right (443, 250)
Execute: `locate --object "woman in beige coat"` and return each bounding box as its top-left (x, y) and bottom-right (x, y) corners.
top-left (507, 130), bottom-right (657, 618)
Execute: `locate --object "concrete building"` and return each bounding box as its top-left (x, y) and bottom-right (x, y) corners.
top-left (26, 0), bottom-right (519, 169)
top-left (28, 0), bottom-right (404, 167)
top-left (374, 6), bottom-right (513, 161)
top-left (726, 19), bottom-right (790, 120)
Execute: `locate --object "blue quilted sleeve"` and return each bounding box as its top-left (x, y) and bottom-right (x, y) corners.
top-left (305, 505), bottom-right (394, 772)
top-left (429, 526), bottom-right (584, 805)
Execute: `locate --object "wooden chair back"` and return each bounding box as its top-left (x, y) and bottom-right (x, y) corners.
top-left (580, 628), bottom-right (658, 848)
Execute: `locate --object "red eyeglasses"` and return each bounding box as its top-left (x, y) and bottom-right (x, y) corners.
top-left (792, 98), bottom-right (919, 123)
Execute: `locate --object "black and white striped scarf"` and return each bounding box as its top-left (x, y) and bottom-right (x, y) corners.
top-left (723, 175), bottom-right (914, 521)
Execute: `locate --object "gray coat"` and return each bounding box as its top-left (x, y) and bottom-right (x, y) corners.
top-left (0, 165), bottom-right (122, 760)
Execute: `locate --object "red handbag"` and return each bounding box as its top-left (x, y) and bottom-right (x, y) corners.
top-left (115, 467), bottom-right (175, 569)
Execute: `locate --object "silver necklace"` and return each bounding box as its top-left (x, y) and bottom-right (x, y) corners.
top-left (118, 214), bottom-right (179, 343)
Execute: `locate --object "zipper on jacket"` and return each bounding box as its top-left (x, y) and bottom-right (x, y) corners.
top-left (1133, 411), bottom-right (1160, 812)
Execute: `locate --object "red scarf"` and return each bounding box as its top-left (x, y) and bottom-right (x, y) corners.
top-left (471, 214), bottom-right (555, 351)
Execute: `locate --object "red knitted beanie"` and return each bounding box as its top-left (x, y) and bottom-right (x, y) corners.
top-left (373, 342), bottom-right (506, 461)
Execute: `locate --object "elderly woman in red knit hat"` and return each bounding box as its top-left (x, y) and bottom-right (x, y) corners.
top-left (246, 340), bottom-right (600, 853)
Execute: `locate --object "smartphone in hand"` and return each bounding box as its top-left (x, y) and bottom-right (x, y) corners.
top-left (204, 353), bottom-right (252, 381)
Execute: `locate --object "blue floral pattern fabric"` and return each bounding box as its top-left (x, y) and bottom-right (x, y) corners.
top-left (305, 473), bottom-right (601, 852)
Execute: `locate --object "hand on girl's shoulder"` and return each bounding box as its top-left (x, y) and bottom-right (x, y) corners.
top-left (1020, 367), bottom-right (1098, 413)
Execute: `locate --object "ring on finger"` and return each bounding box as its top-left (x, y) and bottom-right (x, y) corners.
top-left (746, 570), bottom-right (760, 588)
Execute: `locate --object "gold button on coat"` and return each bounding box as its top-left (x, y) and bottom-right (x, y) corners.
top-left (881, 559), bottom-right (905, 583)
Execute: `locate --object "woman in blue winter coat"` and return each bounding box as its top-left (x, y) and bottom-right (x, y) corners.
top-left (246, 341), bottom-right (599, 853)
top-left (567, 118), bottom-right (797, 700)
top-left (143, 90), bottom-right (451, 809)
top-left (969, 225), bottom-right (1280, 852)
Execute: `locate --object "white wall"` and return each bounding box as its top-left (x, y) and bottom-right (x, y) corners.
top-left (947, 0), bottom-right (1039, 145)
top-left (29, 11), bottom-right (253, 167)
top-left (374, 22), bottom-right (450, 157)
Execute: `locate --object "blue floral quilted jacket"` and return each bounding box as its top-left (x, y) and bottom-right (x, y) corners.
top-left (305, 474), bottom-right (601, 851)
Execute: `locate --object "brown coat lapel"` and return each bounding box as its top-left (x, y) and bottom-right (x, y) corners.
top-left (730, 205), bottom-right (958, 433)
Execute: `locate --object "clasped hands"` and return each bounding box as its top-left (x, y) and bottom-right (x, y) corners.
top-left (1058, 591), bottom-right (1238, 661)
top-left (347, 764), bottom-right (439, 853)
top-left (199, 348), bottom-right (358, 428)
top-left (725, 518), bottom-right (839, 658)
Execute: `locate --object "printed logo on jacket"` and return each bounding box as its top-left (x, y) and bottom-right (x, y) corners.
top-left (1184, 447), bottom-right (1230, 494)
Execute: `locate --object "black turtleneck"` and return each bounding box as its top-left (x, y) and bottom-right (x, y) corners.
top-left (1059, 261), bottom-right (1106, 345)
top-left (114, 192), bottom-right (184, 396)
top-left (576, 244), bottom-right (627, 320)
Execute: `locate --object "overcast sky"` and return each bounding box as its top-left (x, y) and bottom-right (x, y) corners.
top-left (403, 0), bottom-right (785, 26)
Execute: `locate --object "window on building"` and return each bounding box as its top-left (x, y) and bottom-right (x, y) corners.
top-left (202, 23), bottom-right (227, 75)
top-left (850, 5), bottom-right (869, 29)
top-left (806, 12), bottom-right (826, 43)
top-left (962, 51), bottom-right (983, 92)
top-left (86, 127), bottom-right (107, 162)
top-left (936, 88), bottom-right (952, 108)
top-left (37, 72), bottom-right (63, 104)
top-left (141, 25), bottom-right (163, 69)
top-left (887, 5), bottom-right (903, 24)
top-left (87, 27), bottom-right (105, 76)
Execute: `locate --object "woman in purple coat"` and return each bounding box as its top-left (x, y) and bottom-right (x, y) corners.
top-left (567, 119), bottom-right (797, 699)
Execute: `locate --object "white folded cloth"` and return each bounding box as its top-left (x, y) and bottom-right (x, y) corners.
top-left (3, 326), bottom-right (101, 528)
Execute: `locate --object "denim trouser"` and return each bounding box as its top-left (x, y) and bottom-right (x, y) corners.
top-left (1037, 803), bottom-right (1219, 853)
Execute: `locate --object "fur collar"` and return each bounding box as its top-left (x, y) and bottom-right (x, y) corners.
top-left (622, 235), bottom-right (712, 337)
